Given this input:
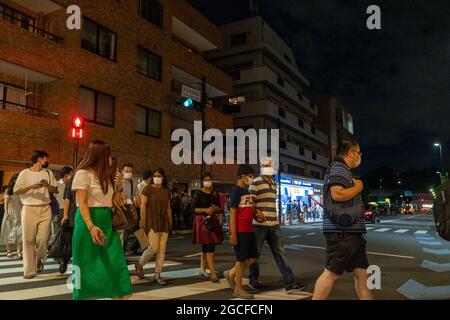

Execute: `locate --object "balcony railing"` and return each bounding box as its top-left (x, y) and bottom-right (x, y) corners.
top-left (0, 100), bottom-right (59, 119)
top-left (0, 10), bottom-right (63, 43)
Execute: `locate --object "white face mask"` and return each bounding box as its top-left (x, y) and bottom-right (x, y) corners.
top-left (153, 177), bottom-right (163, 185)
top-left (123, 172), bottom-right (132, 180)
top-left (354, 157), bottom-right (361, 168)
top-left (245, 177), bottom-right (254, 186)
top-left (203, 181), bottom-right (213, 188)
top-left (261, 167), bottom-right (275, 176)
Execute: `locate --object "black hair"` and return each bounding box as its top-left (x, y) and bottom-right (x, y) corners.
top-left (6, 174), bottom-right (19, 196)
top-left (337, 139), bottom-right (359, 157)
top-left (151, 168), bottom-right (168, 188)
top-left (237, 164), bottom-right (255, 177)
top-left (122, 163), bottom-right (133, 170)
top-left (59, 166), bottom-right (73, 179)
top-left (31, 150), bottom-right (49, 164)
top-left (142, 170), bottom-right (152, 181)
top-left (201, 171), bottom-right (213, 182)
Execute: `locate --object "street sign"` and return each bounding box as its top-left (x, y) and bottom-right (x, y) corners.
top-left (182, 85), bottom-right (201, 102)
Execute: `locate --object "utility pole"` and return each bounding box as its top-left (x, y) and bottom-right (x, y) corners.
top-left (277, 118), bottom-right (282, 223)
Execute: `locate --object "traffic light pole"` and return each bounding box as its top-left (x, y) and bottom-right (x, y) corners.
top-left (277, 118), bottom-right (282, 223)
top-left (72, 139), bottom-right (79, 169)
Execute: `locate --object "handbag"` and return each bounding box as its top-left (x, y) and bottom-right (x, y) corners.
top-left (203, 215), bottom-right (214, 232)
top-left (111, 182), bottom-right (138, 231)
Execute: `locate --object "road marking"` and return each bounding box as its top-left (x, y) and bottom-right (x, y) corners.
top-left (421, 260), bottom-right (450, 272)
top-left (423, 248), bottom-right (450, 255)
top-left (183, 253), bottom-right (202, 258)
top-left (291, 244), bottom-right (414, 259)
top-left (394, 229), bottom-right (409, 233)
top-left (365, 226), bottom-right (375, 230)
top-left (397, 279), bottom-right (450, 300)
top-left (415, 230), bottom-right (428, 235)
top-left (306, 233), bottom-right (316, 236)
top-left (419, 240), bottom-right (443, 246)
top-left (288, 235), bottom-right (301, 239)
top-left (374, 228), bottom-right (391, 232)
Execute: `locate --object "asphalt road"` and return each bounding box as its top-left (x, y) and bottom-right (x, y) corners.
top-left (0, 213), bottom-right (449, 300)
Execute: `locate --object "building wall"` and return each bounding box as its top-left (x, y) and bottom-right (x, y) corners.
top-left (0, 0), bottom-right (236, 186)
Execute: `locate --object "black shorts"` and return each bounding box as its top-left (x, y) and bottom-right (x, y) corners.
top-left (324, 232), bottom-right (369, 275)
top-left (234, 232), bottom-right (258, 262)
top-left (202, 244), bottom-right (215, 253)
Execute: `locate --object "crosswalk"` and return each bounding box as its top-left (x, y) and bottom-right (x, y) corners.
top-left (0, 252), bottom-right (312, 300)
top-left (286, 223), bottom-right (432, 235)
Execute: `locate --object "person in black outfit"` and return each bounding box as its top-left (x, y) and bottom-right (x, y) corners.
top-left (59, 176), bottom-right (77, 274)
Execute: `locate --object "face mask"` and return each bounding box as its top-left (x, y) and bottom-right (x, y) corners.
top-left (354, 157), bottom-right (361, 168)
top-left (260, 167), bottom-right (274, 176)
top-left (123, 173), bottom-right (132, 180)
top-left (153, 177), bottom-right (163, 185)
top-left (245, 177), bottom-right (254, 185)
top-left (203, 181), bottom-right (213, 188)
top-left (42, 161), bottom-right (49, 169)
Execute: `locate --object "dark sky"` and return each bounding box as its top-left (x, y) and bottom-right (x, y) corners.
top-left (188, 0), bottom-right (450, 174)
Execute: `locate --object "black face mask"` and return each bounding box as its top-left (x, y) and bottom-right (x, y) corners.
top-left (42, 161), bottom-right (50, 169)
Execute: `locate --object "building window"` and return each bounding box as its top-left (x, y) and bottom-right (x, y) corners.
top-left (0, 82), bottom-right (27, 110)
top-left (299, 146), bottom-right (305, 156)
top-left (230, 33), bottom-right (247, 46)
top-left (278, 107), bottom-right (285, 118)
top-left (79, 86), bottom-right (115, 127)
top-left (288, 165), bottom-right (305, 176)
top-left (135, 105), bottom-right (161, 138)
top-left (298, 118), bottom-right (304, 128)
top-left (81, 17), bottom-right (116, 61)
top-left (312, 152), bottom-right (317, 160)
top-left (137, 46), bottom-right (162, 81)
top-left (310, 170), bottom-right (321, 179)
top-left (277, 74), bottom-right (285, 87)
top-left (283, 54), bottom-right (292, 65)
top-left (139, 0), bottom-right (163, 28)
top-left (0, 4), bottom-right (35, 32)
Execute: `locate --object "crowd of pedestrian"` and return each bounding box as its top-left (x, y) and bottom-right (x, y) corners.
top-left (0, 138), bottom-right (372, 300)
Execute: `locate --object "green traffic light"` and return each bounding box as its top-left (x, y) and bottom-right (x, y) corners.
top-left (183, 98), bottom-right (193, 108)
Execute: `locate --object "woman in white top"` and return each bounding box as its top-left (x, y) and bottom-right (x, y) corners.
top-left (0, 174), bottom-right (23, 258)
top-left (71, 140), bottom-right (132, 300)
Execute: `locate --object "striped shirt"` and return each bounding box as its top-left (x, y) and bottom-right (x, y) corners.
top-left (323, 157), bottom-right (366, 233)
top-left (250, 176), bottom-right (279, 226)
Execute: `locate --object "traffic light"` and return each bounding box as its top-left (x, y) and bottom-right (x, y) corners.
top-left (178, 97), bottom-right (202, 111)
top-left (72, 115), bottom-right (84, 139)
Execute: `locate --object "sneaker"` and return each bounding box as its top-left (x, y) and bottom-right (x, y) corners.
top-left (23, 274), bottom-right (36, 279)
top-left (37, 259), bottom-right (44, 273)
top-left (286, 283), bottom-right (307, 294)
top-left (248, 280), bottom-right (263, 291)
top-left (154, 276), bottom-right (167, 286)
top-left (59, 261), bottom-right (68, 274)
top-left (16, 252), bottom-right (22, 259)
top-left (233, 290), bottom-right (254, 299)
top-left (223, 270), bottom-right (235, 290)
top-left (198, 270), bottom-right (209, 279)
top-left (6, 252), bottom-right (14, 258)
top-left (134, 262), bottom-right (145, 279)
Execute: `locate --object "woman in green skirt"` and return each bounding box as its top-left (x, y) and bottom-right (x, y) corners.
top-left (71, 140), bottom-right (132, 300)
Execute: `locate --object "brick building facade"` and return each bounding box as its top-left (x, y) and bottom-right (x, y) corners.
top-left (0, 0), bottom-right (237, 193)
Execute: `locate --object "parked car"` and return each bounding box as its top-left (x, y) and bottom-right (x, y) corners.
top-left (364, 206), bottom-right (380, 223)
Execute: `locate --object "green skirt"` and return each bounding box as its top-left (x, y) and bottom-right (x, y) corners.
top-left (72, 207), bottom-right (132, 300)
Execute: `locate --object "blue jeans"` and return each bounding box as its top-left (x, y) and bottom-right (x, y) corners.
top-left (248, 224), bottom-right (295, 288)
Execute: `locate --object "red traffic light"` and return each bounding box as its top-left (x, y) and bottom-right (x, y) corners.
top-left (72, 116), bottom-right (84, 139)
top-left (72, 116), bottom-right (84, 128)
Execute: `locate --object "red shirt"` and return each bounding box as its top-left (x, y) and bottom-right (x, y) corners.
top-left (229, 185), bottom-right (255, 232)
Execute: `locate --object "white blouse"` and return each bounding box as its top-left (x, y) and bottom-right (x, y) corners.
top-left (72, 169), bottom-right (114, 208)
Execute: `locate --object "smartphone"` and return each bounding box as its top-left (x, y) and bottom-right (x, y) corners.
top-left (40, 179), bottom-right (48, 185)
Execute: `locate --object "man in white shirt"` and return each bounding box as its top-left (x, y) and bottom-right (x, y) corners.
top-left (14, 150), bottom-right (57, 279)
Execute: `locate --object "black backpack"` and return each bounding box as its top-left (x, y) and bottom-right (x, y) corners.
top-left (433, 180), bottom-right (450, 241)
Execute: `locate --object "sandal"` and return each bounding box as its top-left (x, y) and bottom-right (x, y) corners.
top-left (6, 252), bottom-right (14, 258)
top-left (154, 276), bottom-right (167, 286)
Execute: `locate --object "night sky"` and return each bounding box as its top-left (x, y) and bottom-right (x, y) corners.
top-left (188, 0), bottom-right (450, 174)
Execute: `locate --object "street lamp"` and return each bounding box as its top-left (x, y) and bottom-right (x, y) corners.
top-left (434, 143), bottom-right (444, 176)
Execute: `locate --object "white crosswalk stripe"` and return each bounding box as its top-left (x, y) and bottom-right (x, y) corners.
top-left (415, 230), bottom-right (428, 235)
top-left (0, 254), bottom-right (312, 300)
top-left (374, 228), bottom-right (391, 232)
top-left (394, 229), bottom-right (409, 233)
